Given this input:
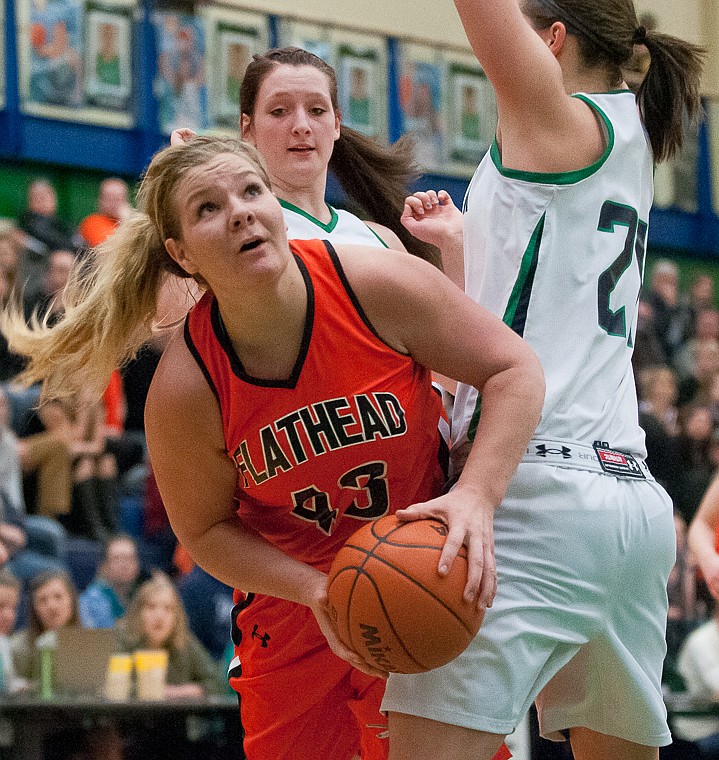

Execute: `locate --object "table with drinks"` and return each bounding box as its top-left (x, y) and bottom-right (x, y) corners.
top-left (0, 650), bottom-right (243, 760)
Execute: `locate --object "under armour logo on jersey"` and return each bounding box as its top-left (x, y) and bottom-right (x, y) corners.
top-left (534, 444), bottom-right (572, 459)
top-left (251, 625), bottom-right (271, 648)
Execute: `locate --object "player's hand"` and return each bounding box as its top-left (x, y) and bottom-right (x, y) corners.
top-left (395, 486), bottom-right (497, 612)
top-left (308, 577), bottom-right (389, 680)
top-left (400, 190), bottom-right (464, 248)
top-left (170, 128), bottom-right (197, 146)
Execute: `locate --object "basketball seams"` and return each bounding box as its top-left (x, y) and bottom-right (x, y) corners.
top-left (328, 515), bottom-right (483, 673)
top-left (335, 542), bottom-right (474, 635)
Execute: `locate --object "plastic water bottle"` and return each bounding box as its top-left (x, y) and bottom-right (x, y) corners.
top-left (36, 631), bottom-right (57, 700)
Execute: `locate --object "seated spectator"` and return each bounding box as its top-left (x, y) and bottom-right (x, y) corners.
top-left (23, 248), bottom-right (75, 325)
top-left (645, 259), bottom-right (694, 368)
top-left (20, 394), bottom-right (119, 541)
top-left (0, 386), bottom-right (68, 584)
top-left (80, 534), bottom-right (141, 628)
top-left (10, 569), bottom-right (81, 683)
top-left (632, 298), bottom-right (669, 374)
top-left (78, 178), bottom-right (132, 248)
top-left (675, 404), bottom-right (716, 524)
top-left (676, 309), bottom-right (719, 380)
top-left (678, 338), bottom-right (719, 408)
top-left (677, 602), bottom-right (719, 757)
top-left (0, 568), bottom-right (29, 693)
top-left (18, 179), bottom-right (83, 252)
top-left (177, 564), bottom-right (234, 662)
top-left (9, 569), bottom-right (121, 759)
top-left (117, 573), bottom-right (224, 699)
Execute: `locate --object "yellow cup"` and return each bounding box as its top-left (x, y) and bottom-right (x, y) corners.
top-left (105, 654), bottom-right (133, 701)
top-left (133, 650), bottom-right (168, 701)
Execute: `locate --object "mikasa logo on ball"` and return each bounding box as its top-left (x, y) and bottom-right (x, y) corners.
top-left (359, 624), bottom-right (394, 670)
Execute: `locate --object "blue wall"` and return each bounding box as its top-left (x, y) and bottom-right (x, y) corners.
top-left (3, 0), bottom-right (718, 258)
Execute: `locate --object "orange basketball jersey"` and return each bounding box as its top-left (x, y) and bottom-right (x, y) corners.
top-left (184, 238), bottom-right (447, 572)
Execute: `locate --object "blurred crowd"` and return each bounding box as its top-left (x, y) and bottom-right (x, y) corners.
top-left (2, 174), bottom-right (719, 755)
top-left (0, 176), bottom-right (236, 759)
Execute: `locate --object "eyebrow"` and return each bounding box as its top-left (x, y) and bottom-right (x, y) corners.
top-left (184, 169), bottom-right (260, 204)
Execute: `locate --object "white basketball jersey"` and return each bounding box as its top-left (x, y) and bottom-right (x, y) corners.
top-left (280, 199), bottom-right (388, 247)
top-left (453, 92), bottom-right (653, 462)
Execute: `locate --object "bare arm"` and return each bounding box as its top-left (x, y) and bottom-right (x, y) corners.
top-left (688, 473), bottom-right (719, 600)
top-left (336, 245), bottom-right (545, 608)
top-left (144, 329), bottom-right (386, 677)
top-left (452, 0), bottom-right (604, 171)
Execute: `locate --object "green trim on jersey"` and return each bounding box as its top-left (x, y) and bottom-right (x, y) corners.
top-left (466, 214), bottom-right (545, 442)
top-left (489, 94), bottom-right (615, 184)
top-left (278, 198), bottom-right (339, 233)
top-left (366, 225), bottom-right (390, 248)
top-left (503, 213), bottom-right (544, 336)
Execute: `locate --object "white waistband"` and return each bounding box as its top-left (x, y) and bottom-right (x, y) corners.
top-left (522, 438), bottom-right (654, 481)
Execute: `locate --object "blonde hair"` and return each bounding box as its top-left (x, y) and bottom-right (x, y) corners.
top-left (119, 573), bottom-right (190, 652)
top-left (1, 136), bottom-right (272, 401)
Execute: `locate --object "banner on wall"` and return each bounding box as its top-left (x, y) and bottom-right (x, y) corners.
top-left (17, 0), bottom-right (136, 126)
top-left (199, 5), bottom-right (269, 133)
top-left (280, 21), bottom-right (388, 143)
top-left (152, 11), bottom-right (208, 134)
top-left (446, 57), bottom-right (496, 173)
top-left (398, 43), bottom-right (446, 173)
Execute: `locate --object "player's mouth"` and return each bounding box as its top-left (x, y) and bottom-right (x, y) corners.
top-left (288, 144), bottom-right (314, 153)
top-left (241, 236), bottom-right (264, 252)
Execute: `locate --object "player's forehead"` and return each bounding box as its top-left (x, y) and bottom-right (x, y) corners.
top-left (259, 65), bottom-right (333, 102)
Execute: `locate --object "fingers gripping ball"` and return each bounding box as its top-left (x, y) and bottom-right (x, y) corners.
top-left (327, 515), bottom-right (484, 674)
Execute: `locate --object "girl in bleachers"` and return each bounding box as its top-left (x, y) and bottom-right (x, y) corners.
top-left (117, 572), bottom-right (224, 699)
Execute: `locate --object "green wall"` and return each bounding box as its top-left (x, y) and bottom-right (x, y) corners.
top-left (0, 160), bottom-right (137, 227)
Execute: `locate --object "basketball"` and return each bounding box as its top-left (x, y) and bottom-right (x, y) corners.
top-left (327, 515), bottom-right (485, 674)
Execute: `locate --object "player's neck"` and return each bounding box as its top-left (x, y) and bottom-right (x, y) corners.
top-left (272, 176), bottom-right (332, 225)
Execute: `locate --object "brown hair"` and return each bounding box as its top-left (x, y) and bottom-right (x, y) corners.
top-left (240, 47), bottom-right (441, 267)
top-left (27, 569), bottom-right (80, 645)
top-left (1, 137), bottom-right (269, 401)
top-left (119, 573), bottom-right (190, 652)
top-left (523, 0), bottom-right (705, 162)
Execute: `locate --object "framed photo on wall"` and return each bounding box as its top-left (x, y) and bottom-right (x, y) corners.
top-left (335, 32), bottom-right (387, 141)
top-left (16, 0), bottom-right (135, 126)
top-left (200, 5), bottom-right (269, 132)
top-left (398, 43), bottom-right (446, 173)
top-left (84, 3), bottom-right (132, 111)
top-left (152, 10), bottom-right (208, 134)
top-left (278, 19), bottom-right (335, 67)
top-left (445, 55), bottom-right (496, 175)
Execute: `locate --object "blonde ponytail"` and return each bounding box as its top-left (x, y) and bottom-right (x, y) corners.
top-left (2, 211), bottom-right (173, 401)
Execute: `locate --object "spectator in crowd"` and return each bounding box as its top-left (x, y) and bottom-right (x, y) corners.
top-left (117, 573), bottom-right (224, 698)
top-left (10, 569), bottom-right (81, 683)
top-left (676, 309), bottom-right (719, 379)
top-left (0, 568), bottom-right (29, 693)
top-left (646, 259), bottom-right (694, 367)
top-left (633, 298), bottom-right (669, 374)
top-left (80, 534), bottom-right (142, 628)
top-left (17, 180), bottom-right (83, 254)
top-left (677, 601), bottom-right (719, 757)
top-left (666, 514), bottom-right (706, 689)
top-left (0, 385), bottom-right (67, 583)
top-left (637, 365), bottom-right (681, 503)
top-left (23, 248), bottom-right (75, 325)
top-left (78, 178), bottom-right (132, 249)
top-left (676, 404), bottom-right (715, 524)
top-left (679, 339), bottom-right (719, 408)
top-left (691, 273), bottom-right (716, 315)
top-left (177, 563), bottom-right (234, 662)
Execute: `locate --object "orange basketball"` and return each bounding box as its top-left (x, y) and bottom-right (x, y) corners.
top-left (327, 515), bottom-right (484, 674)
